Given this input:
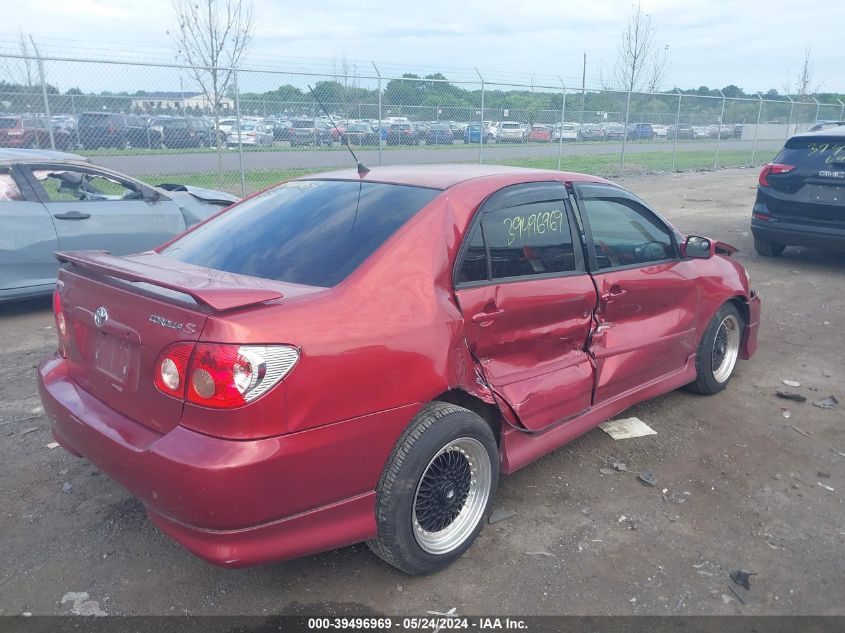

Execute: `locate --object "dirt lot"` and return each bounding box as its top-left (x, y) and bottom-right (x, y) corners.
top-left (1, 167), bottom-right (843, 617)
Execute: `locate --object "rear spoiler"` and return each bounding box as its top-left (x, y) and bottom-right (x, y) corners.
top-left (56, 251), bottom-right (284, 311)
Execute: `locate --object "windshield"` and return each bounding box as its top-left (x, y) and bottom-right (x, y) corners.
top-left (0, 118), bottom-right (20, 128)
top-left (161, 180), bottom-right (440, 287)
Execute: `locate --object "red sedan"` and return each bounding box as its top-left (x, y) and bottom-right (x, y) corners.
top-left (39, 165), bottom-right (760, 575)
top-left (528, 124), bottom-right (552, 142)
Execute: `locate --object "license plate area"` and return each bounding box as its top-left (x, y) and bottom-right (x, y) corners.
top-left (806, 185), bottom-right (845, 205)
top-left (94, 332), bottom-right (132, 385)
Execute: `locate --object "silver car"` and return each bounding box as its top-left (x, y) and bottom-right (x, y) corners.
top-left (0, 150), bottom-right (239, 302)
top-left (496, 121), bottom-right (526, 143)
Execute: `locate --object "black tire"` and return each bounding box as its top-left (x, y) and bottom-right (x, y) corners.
top-left (754, 236), bottom-right (786, 257)
top-left (368, 402), bottom-right (499, 575)
top-left (685, 302), bottom-right (744, 395)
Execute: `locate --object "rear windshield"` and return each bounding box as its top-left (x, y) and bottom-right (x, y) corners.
top-left (292, 120), bottom-right (315, 128)
top-left (161, 180), bottom-right (440, 287)
top-left (776, 136), bottom-right (845, 168)
top-left (79, 113), bottom-right (118, 127)
top-left (0, 118), bottom-right (20, 128)
top-left (500, 122), bottom-right (520, 129)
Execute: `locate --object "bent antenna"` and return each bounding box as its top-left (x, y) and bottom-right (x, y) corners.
top-left (308, 85), bottom-right (370, 177)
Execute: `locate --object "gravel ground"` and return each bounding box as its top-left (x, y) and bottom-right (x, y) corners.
top-left (0, 167), bottom-right (842, 617)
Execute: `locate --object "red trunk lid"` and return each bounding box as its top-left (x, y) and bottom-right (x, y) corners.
top-left (56, 251), bottom-right (291, 434)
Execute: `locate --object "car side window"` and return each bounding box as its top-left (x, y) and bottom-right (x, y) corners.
top-left (457, 196), bottom-right (577, 284)
top-left (0, 169), bottom-right (23, 202)
top-left (580, 197), bottom-right (674, 270)
top-left (31, 168), bottom-right (141, 203)
top-left (485, 201), bottom-right (576, 279)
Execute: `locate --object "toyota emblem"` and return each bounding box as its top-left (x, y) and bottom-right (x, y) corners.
top-left (94, 306), bottom-right (109, 328)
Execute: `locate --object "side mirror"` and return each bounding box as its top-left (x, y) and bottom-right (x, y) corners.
top-left (683, 235), bottom-right (714, 259)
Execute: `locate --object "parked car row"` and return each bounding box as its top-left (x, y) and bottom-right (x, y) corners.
top-left (1, 109), bottom-right (755, 152)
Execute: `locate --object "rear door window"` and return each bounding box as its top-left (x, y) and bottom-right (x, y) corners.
top-left (162, 180), bottom-right (440, 287)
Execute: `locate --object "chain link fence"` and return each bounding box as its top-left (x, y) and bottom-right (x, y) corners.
top-left (2, 52), bottom-right (843, 196)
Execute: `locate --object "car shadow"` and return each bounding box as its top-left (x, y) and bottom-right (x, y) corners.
top-left (0, 296), bottom-right (52, 318)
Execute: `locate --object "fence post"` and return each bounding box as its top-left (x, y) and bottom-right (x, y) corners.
top-left (812, 96), bottom-right (820, 124)
top-left (839, 98), bottom-right (845, 121)
top-left (70, 93), bottom-right (81, 148)
top-left (372, 62), bottom-right (382, 166)
top-left (232, 67), bottom-right (246, 197)
top-left (714, 89), bottom-right (726, 169)
top-left (751, 93), bottom-right (763, 166)
top-left (29, 37), bottom-right (56, 151)
top-left (671, 89), bottom-right (682, 171)
top-left (620, 88), bottom-right (632, 178)
top-left (476, 68), bottom-right (484, 164)
top-left (786, 95), bottom-right (794, 139)
top-left (557, 77), bottom-right (566, 171)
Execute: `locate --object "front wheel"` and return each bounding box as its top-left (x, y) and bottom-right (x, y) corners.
top-left (368, 402), bottom-right (498, 575)
top-left (685, 303), bottom-right (744, 395)
top-left (754, 236), bottom-right (785, 257)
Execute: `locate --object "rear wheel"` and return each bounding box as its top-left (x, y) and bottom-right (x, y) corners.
top-left (368, 402), bottom-right (498, 575)
top-left (754, 236), bottom-right (786, 257)
top-left (686, 303), bottom-right (744, 395)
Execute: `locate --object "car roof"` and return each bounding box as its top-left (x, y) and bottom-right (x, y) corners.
top-left (297, 164), bottom-right (611, 190)
top-left (791, 126), bottom-right (845, 139)
top-left (0, 148), bottom-right (91, 163)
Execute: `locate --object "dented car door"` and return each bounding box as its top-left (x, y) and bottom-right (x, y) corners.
top-left (454, 183), bottom-right (597, 431)
top-left (573, 183), bottom-right (699, 404)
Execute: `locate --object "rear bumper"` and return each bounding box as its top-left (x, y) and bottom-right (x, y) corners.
top-left (752, 217), bottom-right (845, 251)
top-left (38, 355), bottom-right (418, 567)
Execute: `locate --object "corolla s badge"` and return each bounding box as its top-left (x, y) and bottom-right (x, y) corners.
top-left (93, 307), bottom-right (109, 328)
top-left (149, 314), bottom-right (197, 334)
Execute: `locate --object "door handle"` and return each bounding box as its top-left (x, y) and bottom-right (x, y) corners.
top-left (53, 211), bottom-right (91, 220)
top-left (601, 286), bottom-right (627, 302)
top-left (472, 309), bottom-right (506, 324)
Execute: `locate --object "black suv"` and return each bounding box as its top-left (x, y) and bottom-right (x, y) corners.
top-left (78, 112), bottom-right (162, 150)
top-left (150, 117), bottom-right (220, 148)
top-left (752, 125), bottom-right (845, 256)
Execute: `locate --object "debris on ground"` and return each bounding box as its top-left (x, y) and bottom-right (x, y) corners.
top-left (813, 396), bottom-right (839, 410)
top-left (832, 449), bottom-right (845, 459)
top-left (728, 585), bottom-right (747, 605)
top-left (62, 482), bottom-right (72, 493)
top-left (776, 390), bottom-right (806, 403)
top-left (524, 551), bottom-right (555, 557)
top-left (729, 569), bottom-right (757, 590)
top-left (781, 408), bottom-right (791, 418)
top-left (599, 417), bottom-right (657, 440)
top-left (20, 426), bottom-right (41, 436)
top-left (817, 482), bottom-right (835, 492)
top-left (818, 471), bottom-right (831, 479)
top-left (599, 467), bottom-right (616, 475)
top-left (613, 462), bottom-right (628, 471)
top-left (45, 442), bottom-right (60, 450)
top-left (638, 472), bottom-right (657, 487)
top-left (782, 379), bottom-right (801, 387)
top-left (790, 425), bottom-right (811, 437)
top-left (721, 594), bottom-right (733, 604)
top-left (488, 509), bottom-right (515, 524)
top-left (61, 592), bottom-right (107, 617)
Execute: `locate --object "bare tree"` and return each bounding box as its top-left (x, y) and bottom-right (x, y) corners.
top-left (794, 47), bottom-right (821, 97)
top-left (646, 44), bottom-right (669, 93)
top-left (170, 0), bottom-right (254, 148)
top-left (1, 29), bottom-right (37, 87)
top-left (610, 2), bottom-right (665, 94)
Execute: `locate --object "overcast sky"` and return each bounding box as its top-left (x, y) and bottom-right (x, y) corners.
top-left (2, 0), bottom-right (842, 94)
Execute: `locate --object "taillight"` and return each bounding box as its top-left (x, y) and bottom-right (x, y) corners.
top-left (154, 343), bottom-right (299, 408)
top-left (52, 289), bottom-right (68, 358)
top-left (153, 342), bottom-right (194, 397)
top-left (759, 163), bottom-right (794, 187)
